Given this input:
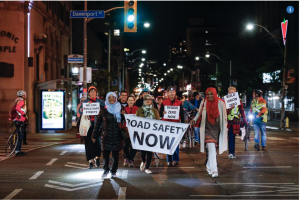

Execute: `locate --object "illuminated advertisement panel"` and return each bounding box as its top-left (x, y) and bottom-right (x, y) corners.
top-left (41, 91), bottom-right (65, 130)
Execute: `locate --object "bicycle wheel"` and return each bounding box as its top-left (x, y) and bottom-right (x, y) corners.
top-left (188, 128), bottom-right (192, 149)
top-left (5, 131), bottom-right (18, 157)
top-left (245, 138), bottom-right (249, 151)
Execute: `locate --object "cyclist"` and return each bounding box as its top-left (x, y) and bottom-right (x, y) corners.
top-left (14, 90), bottom-right (27, 156)
top-left (190, 92), bottom-right (202, 144)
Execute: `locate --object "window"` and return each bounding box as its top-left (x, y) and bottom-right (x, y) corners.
top-left (59, 3), bottom-right (64, 21)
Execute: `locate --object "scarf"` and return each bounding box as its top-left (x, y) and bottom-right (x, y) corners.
top-left (142, 94), bottom-right (155, 119)
top-left (205, 87), bottom-right (220, 125)
top-left (105, 92), bottom-right (121, 122)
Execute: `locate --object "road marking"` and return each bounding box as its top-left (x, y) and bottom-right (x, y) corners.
top-left (243, 166), bottom-right (292, 169)
top-left (239, 190), bottom-right (276, 194)
top-left (122, 170), bottom-right (128, 179)
top-left (45, 180), bottom-right (102, 191)
top-left (29, 171), bottom-right (44, 180)
top-left (60, 151), bottom-right (67, 155)
top-left (46, 158), bottom-right (58, 165)
top-left (3, 189), bottom-right (22, 200)
top-left (190, 195), bottom-right (299, 197)
top-left (118, 187), bottom-right (127, 200)
top-left (48, 180), bottom-right (100, 187)
top-left (65, 164), bottom-right (88, 170)
top-left (67, 162), bottom-right (89, 167)
top-left (201, 183), bottom-right (295, 185)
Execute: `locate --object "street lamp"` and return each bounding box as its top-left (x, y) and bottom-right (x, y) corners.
top-left (246, 22), bottom-right (286, 129)
top-left (141, 58), bottom-right (145, 61)
top-left (163, 63), bottom-right (166, 66)
top-left (144, 22), bottom-right (150, 28)
top-left (195, 56), bottom-right (200, 60)
top-left (142, 50), bottom-right (146, 54)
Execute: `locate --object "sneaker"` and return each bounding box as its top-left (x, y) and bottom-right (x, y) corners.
top-left (111, 172), bottom-right (117, 178)
top-left (262, 146), bottom-right (266, 151)
top-left (129, 160), bottom-right (134, 168)
top-left (212, 173), bottom-right (218, 178)
top-left (102, 170), bottom-right (109, 178)
top-left (88, 162), bottom-right (93, 169)
top-left (173, 161), bottom-right (179, 166)
top-left (206, 168), bottom-right (212, 175)
top-left (145, 169), bottom-right (152, 174)
top-left (167, 162), bottom-right (174, 167)
top-left (228, 154), bottom-right (236, 159)
top-left (15, 151), bottom-right (26, 156)
top-left (23, 142), bottom-right (28, 145)
top-left (124, 158), bottom-right (129, 167)
top-left (94, 158), bottom-right (100, 167)
top-left (140, 162), bottom-right (145, 171)
top-left (254, 144), bottom-right (260, 151)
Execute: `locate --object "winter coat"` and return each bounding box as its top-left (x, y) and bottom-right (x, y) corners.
top-left (92, 106), bottom-right (124, 151)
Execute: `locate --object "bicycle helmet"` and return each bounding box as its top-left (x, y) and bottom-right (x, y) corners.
top-left (254, 89), bottom-right (263, 97)
top-left (17, 90), bottom-right (26, 97)
top-left (142, 88), bottom-right (150, 93)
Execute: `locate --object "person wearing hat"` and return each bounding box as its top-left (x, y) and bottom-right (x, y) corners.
top-left (250, 89), bottom-right (268, 151)
top-left (160, 86), bottom-right (185, 166)
top-left (79, 86), bottom-right (105, 169)
top-left (135, 88), bottom-right (158, 109)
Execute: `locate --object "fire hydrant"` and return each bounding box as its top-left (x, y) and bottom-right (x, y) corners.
top-left (285, 117), bottom-right (289, 128)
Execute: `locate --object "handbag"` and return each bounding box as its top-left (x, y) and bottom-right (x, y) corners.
top-left (79, 115), bottom-right (91, 136)
top-left (194, 99), bottom-right (206, 127)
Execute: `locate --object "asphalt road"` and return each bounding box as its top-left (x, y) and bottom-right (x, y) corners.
top-left (0, 125), bottom-right (298, 200)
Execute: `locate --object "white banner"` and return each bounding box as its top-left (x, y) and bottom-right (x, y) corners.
top-left (224, 92), bottom-right (240, 109)
top-left (163, 106), bottom-right (180, 120)
top-left (125, 115), bottom-right (188, 155)
top-left (83, 103), bottom-right (100, 115)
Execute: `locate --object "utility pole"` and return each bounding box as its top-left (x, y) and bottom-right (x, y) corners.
top-left (83, 1), bottom-right (87, 98)
top-left (108, 29), bottom-right (111, 92)
top-left (215, 62), bottom-right (218, 86)
top-left (229, 60), bottom-right (232, 86)
top-left (280, 43), bottom-right (287, 129)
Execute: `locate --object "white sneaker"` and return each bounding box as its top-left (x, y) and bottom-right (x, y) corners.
top-left (145, 169), bottom-right (152, 174)
top-left (140, 162), bottom-right (145, 171)
top-left (212, 173), bottom-right (218, 178)
top-left (228, 154), bottom-right (236, 159)
top-left (206, 168), bottom-right (212, 175)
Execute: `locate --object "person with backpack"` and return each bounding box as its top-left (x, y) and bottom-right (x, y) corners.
top-left (12, 90), bottom-right (27, 156)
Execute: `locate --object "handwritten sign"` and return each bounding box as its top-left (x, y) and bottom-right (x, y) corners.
top-left (163, 106), bottom-right (180, 120)
top-left (82, 103), bottom-right (100, 115)
top-left (224, 92), bottom-right (240, 109)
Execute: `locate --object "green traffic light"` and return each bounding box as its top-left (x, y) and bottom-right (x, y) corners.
top-left (127, 15), bottom-right (134, 22)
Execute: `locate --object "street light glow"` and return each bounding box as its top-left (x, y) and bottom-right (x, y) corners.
top-left (144, 22), bottom-right (150, 28)
top-left (163, 63), bottom-right (166, 66)
top-left (164, 73), bottom-right (167, 76)
top-left (177, 65), bottom-right (183, 69)
top-left (142, 50), bottom-right (146, 54)
top-left (127, 15), bottom-right (134, 22)
top-left (170, 68), bottom-right (173, 71)
top-left (141, 58), bottom-right (145, 61)
top-left (167, 70), bottom-right (170, 73)
top-left (195, 56), bottom-right (200, 60)
top-left (247, 24), bottom-right (254, 30)
top-left (205, 54), bottom-right (210, 58)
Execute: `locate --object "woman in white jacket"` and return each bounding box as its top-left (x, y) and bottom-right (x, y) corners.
top-left (191, 87), bottom-right (227, 178)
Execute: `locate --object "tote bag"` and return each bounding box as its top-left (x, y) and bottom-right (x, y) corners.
top-left (79, 115), bottom-right (90, 136)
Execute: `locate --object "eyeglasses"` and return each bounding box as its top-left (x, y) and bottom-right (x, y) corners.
top-left (145, 98), bottom-right (151, 100)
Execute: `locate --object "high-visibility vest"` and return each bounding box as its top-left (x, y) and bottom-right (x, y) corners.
top-left (228, 106), bottom-right (239, 120)
top-left (253, 99), bottom-right (268, 123)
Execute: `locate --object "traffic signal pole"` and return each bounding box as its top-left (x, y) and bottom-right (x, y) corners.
top-left (83, 1), bottom-right (88, 98)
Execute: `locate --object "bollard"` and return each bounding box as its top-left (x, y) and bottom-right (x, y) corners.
top-left (286, 117), bottom-right (289, 128)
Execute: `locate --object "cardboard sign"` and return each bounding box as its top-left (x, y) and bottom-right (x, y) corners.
top-left (163, 106), bottom-right (180, 120)
top-left (82, 103), bottom-right (100, 115)
top-left (125, 115), bottom-right (188, 155)
top-left (224, 92), bottom-right (240, 109)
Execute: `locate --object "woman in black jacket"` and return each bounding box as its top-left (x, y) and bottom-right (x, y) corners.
top-left (92, 92), bottom-right (124, 178)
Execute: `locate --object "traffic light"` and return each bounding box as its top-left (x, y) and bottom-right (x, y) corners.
top-left (124, 0), bottom-right (137, 32)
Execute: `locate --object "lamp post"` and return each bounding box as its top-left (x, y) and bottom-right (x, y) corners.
top-left (246, 22), bottom-right (286, 129)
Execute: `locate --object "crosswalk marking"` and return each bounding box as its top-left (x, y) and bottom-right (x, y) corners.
top-left (118, 187), bottom-right (127, 200)
top-left (29, 171), bottom-right (44, 180)
top-left (46, 158), bottom-right (58, 165)
top-left (3, 189), bottom-right (23, 200)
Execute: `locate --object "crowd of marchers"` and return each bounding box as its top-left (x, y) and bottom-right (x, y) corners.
top-left (73, 85), bottom-right (268, 178)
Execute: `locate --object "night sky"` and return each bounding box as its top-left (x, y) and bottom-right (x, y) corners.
top-left (124, 1), bottom-right (256, 63)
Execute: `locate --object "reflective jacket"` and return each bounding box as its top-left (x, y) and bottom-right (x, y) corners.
top-left (250, 97), bottom-right (268, 123)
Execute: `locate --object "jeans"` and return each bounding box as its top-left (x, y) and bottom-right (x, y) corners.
top-left (123, 138), bottom-right (137, 161)
top-left (167, 145), bottom-right (179, 162)
top-left (141, 150), bottom-right (152, 169)
top-left (102, 150), bottom-right (119, 173)
top-left (254, 123), bottom-right (267, 147)
top-left (194, 127), bottom-right (200, 143)
top-left (15, 121), bottom-right (25, 152)
top-left (228, 126), bottom-right (236, 155)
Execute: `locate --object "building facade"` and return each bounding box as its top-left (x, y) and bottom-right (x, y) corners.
top-left (0, 1), bottom-right (72, 133)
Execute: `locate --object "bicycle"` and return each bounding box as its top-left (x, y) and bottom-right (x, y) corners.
top-left (182, 109), bottom-right (197, 149)
top-left (5, 122), bottom-right (19, 157)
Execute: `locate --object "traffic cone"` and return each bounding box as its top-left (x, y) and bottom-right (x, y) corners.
top-left (286, 117), bottom-right (289, 128)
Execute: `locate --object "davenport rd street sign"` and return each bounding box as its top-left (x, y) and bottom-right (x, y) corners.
top-left (70, 10), bottom-right (105, 18)
top-left (68, 54), bottom-right (83, 63)
top-left (125, 115), bottom-right (188, 155)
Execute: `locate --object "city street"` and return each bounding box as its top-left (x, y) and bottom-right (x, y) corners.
top-left (0, 122), bottom-right (298, 199)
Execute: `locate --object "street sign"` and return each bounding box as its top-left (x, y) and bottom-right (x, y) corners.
top-left (68, 54), bottom-right (83, 63)
top-left (70, 10), bottom-right (105, 18)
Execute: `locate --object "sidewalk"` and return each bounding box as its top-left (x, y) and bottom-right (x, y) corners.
top-left (0, 127), bottom-right (78, 161)
top-left (266, 119), bottom-right (299, 132)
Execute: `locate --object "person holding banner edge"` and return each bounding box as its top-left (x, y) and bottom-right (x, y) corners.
top-left (191, 87), bottom-right (228, 178)
top-left (136, 94), bottom-right (160, 174)
top-left (92, 92), bottom-right (125, 178)
top-left (79, 86), bottom-right (105, 169)
top-left (226, 86), bottom-right (248, 159)
top-left (160, 86), bottom-right (185, 167)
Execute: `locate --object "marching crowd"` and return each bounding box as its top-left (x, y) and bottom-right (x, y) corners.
top-left (76, 85), bottom-right (268, 178)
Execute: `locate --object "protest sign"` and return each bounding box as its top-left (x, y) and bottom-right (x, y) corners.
top-left (125, 115), bottom-right (188, 155)
top-left (224, 92), bottom-right (240, 109)
top-left (163, 106), bottom-right (180, 120)
top-left (82, 103), bottom-right (100, 115)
